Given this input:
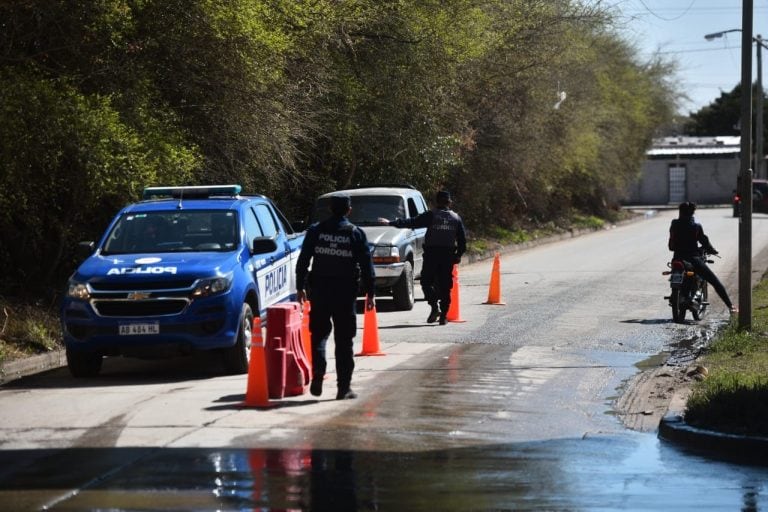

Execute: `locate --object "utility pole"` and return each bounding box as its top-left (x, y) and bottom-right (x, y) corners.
top-left (739, 0), bottom-right (754, 330)
top-left (757, 34), bottom-right (764, 180)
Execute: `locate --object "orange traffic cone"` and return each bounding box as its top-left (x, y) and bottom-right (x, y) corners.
top-left (356, 304), bottom-right (386, 356)
top-left (446, 265), bottom-right (466, 323)
top-left (301, 300), bottom-right (313, 370)
top-left (484, 253), bottom-right (506, 305)
top-left (243, 316), bottom-right (271, 407)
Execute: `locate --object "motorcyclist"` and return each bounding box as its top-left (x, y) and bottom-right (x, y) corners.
top-left (668, 201), bottom-right (736, 314)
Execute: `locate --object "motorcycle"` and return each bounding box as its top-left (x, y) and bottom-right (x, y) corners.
top-left (663, 252), bottom-right (715, 323)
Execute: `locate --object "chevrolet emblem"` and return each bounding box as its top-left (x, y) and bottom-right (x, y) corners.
top-left (127, 291), bottom-right (151, 300)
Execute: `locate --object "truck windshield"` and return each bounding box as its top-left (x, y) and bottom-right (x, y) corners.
top-left (313, 196), bottom-right (405, 225)
top-left (101, 211), bottom-right (239, 255)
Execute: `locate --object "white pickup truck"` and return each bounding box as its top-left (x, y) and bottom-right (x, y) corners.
top-left (312, 186), bottom-right (428, 310)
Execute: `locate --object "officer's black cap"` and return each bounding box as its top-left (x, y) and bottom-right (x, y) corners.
top-left (436, 190), bottom-right (451, 203)
top-left (330, 194), bottom-right (352, 214)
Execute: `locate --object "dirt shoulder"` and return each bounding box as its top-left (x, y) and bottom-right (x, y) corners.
top-left (616, 358), bottom-right (700, 432)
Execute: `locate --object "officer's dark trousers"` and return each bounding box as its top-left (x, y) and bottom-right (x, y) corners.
top-left (309, 278), bottom-right (357, 391)
top-left (421, 247), bottom-right (455, 313)
top-left (690, 257), bottom-right (733, 308)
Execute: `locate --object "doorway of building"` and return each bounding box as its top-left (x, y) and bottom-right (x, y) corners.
top-left (668, 165), bottom-right (686, 203)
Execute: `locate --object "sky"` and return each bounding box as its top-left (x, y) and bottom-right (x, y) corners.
top-left (606, 0), bottom-right (768, 114)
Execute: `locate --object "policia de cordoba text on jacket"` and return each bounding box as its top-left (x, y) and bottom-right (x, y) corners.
top-left (296, 194), bottom-right (376, 400)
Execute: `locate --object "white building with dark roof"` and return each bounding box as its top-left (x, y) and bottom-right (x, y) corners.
top-left (623, 136), bottom-right (740, 205)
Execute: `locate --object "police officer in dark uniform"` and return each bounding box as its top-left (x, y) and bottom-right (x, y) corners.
top-left (387, 190), bottom-right (466, 325)
top-left (296, 194), bottom-right (376, 400)
top-left (668, 201), bottom-right (735, 313)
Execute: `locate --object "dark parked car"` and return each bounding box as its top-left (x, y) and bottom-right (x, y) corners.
top-left (733, 179), bottom-right (768, 216)
top-left (753, 179), bottom-right (768, 213)
top-left (312, 186), bottom-right (428, 310)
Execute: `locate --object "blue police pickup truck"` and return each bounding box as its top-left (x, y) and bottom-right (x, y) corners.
top-left (61, 185), bottom-right (305, 377)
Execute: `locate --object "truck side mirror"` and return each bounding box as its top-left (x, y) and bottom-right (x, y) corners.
top-left (251, 236), bottom-right (278, 255)
top-left (78, 241), bottom-right (96, 257)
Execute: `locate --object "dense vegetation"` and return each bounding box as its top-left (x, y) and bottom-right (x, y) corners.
top-left (0, 0), bottom-right (677, 298)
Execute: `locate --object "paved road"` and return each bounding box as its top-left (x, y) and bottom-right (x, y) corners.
top-left (3, 207), bottom-right (768, 510)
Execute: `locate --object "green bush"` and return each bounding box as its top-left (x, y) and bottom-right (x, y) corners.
top-left (686, 374), bottom-right (768, 436)
top-left (684, 275), bottom-right (768, 435)
top-left (0, 298), bottom-right (62, 361)
top-left (572, 215), bottom-right (605, 230)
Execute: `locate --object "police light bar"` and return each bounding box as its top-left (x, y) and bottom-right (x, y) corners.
top-left (143, 185), bottom-right (242, 200)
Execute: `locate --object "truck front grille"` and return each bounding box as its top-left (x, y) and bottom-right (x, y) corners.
top-left (89, 280), bottom-right (196, 292)
top-left (92, 299), bottom-right (189, 317)
top-left (85, 279), bottom-right (200, 318)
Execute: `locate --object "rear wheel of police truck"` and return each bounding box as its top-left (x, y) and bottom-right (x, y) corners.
top-left (66, 349), bottom-right (103, 378)
top-left (222, 303), bottom-right (253, 375)
top-left (392, 261), bottom-right (415, 311)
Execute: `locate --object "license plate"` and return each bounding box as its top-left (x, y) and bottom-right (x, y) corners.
top-left (670, 273), bottom-right (684, 285)
top-left (119, 323), bottom-right (159, 335)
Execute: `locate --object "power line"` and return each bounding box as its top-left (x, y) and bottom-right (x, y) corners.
top-left (624, 6), bottom-right (768, 15)
top-left (656, 46), bottom-right (741, 55)
top-left (635, 0), bottom-right (698, 21)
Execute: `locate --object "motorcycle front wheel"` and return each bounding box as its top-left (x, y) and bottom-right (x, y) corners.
top-left (691, 282), bottom-right (709, 321)
top-left (670, 288), bottom-right (687, 323)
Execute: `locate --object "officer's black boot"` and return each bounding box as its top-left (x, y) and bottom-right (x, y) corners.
top-left (427, 303), bottom-right (440, 323)
top-left (438, 299), bottom-right (449, 325)
top-left (336, 388), bottom-right (358, 400)
top-left (336, 379), bottom-right (357, 399)
top-left (310, 375), bottom-right (323, 396)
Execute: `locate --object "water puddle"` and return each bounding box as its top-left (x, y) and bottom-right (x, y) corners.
top-left (4, 434), bottom-right (768, 511)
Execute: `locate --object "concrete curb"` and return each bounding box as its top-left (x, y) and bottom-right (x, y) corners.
top-left (659, 413), bottom-right (768, 464)
top-left (0, 209), bottom-right (659, 385)
top-left (0, 349), bottom-right (66, 385)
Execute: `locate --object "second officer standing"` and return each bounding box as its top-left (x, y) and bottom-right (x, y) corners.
top-left (385, 190), bottom-right (466, 325)
top-left (296, 194), bottom-right (376, 400)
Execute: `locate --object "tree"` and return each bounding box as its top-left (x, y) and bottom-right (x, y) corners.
top-left (685, 84), bottom-right (743, 136)
top-left (0, 0), bottom-right (679, 296)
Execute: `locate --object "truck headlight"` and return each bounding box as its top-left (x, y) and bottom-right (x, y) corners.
top-left (67, 281), bottom-right (91, 300)
top-left (372, 246), bottom-right (400, 264)
top-left (192, 273), bottom-right (233, 298)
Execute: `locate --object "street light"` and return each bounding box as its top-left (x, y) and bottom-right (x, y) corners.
top-left (705, 29), bottom-right (766, 179)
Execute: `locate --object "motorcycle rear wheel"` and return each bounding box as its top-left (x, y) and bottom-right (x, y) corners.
top-left (671, 288), bottom-right (686, 323)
